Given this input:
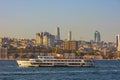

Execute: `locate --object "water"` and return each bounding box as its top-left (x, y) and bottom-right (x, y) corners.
top-left (0, 60), bottom-right (120, 80)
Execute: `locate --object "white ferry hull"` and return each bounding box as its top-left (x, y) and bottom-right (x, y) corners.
top-left (17, 60), bottom-right (39, 67)
top-left (17, 60), bottom-right (94, 67)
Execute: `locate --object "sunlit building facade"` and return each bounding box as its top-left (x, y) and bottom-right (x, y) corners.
top-left (62, 41), bottom-right (78, 51)
top-left (43, 34), bottom-right (55, 47)
top-left (36, 32), bottom-right (43, 46)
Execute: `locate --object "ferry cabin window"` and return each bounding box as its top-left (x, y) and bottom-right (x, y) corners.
top-left (75, 60), bottom-right (79, 62)
top-left (41, 63), bottom-right (52, 65)
top-left (81, 60), bottom-right (85, 63)
top-left (69, 63), bottom-right (80, 65)
top-left (56, 63), bottom-right (65, 65)
top-left (79, 60), bottom-right (81, 62)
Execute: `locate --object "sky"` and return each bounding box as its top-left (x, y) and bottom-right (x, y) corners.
top-left (0, 0), bottom-right (120, 42)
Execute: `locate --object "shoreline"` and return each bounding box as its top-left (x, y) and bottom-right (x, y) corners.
top-left (0, 59), bottom-right (119, 61)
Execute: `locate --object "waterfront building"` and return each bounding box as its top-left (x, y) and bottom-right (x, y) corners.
top-left (94, 31), bottom-right (101, 43)
top-left (62, 41), bottom-right (78, 51)
top-left (0, 48), bottom-right (7, 60)
top-left (68, 31), bottom-right (72, 41)
top-left (55, 27), bottom-right (60, 40)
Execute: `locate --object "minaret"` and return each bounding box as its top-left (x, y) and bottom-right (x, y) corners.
top-left (55, 27), bottom-right (60, 40)
top-left (68, 31), bottom-right (72, 41)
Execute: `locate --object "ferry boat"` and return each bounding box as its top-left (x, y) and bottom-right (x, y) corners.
top-left (17, 56), bottom-right (94, 67)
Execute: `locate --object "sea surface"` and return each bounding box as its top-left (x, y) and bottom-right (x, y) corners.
top-left (0, 60), bottom-right (120, 80)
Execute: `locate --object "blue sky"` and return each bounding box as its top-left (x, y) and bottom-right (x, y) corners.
top-left (0, 0), bottom-right (120, 42)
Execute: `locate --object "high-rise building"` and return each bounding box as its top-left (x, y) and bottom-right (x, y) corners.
top-left (36, 33), bottom-right (40, 45)
top-left (36, 32), bottom-right (43, 46)
top-left (43, 35), bottom-right (49, 47)
top-left (116, 34), bottom-right (120, 51)
top-left (39, 32), bottom-right (43, 45)
top-left (94, 31), bottom-right (101, 43)
top-left (43, 33), bottom-right (55, 47)
top-left (36, 32), bottom-right (55, 47)
top-left (55, 27), bottom-right (60, 40)
top-left (68, 31), bottom-right (72, 41)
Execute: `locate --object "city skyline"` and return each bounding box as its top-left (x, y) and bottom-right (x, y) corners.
top-left (0, 0), bottom-right (120, 42)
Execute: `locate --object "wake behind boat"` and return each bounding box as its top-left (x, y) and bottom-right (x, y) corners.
top-left (17, 56), bottom-right (94, 67)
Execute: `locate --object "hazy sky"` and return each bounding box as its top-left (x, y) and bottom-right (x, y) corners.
top-left (0, 0), bottom-right (120, 42)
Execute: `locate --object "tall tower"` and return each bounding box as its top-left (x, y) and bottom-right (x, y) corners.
top-left (116, 34), bottom-right (120, 51)
top-left (94, 31), bottom-right (101, 43)
top-left (68, 31), bottom-right (72, 41)
top-left (55, 27), bottom-right (60, 40)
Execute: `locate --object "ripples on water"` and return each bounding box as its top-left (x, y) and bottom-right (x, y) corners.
top-left (0, 60), bottom-right (120, 80)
